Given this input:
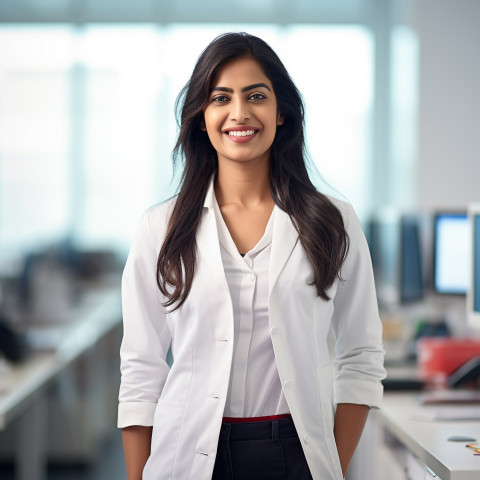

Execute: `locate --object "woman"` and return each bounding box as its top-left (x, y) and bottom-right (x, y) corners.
top-left (118, 32), bottom-right (385, 480)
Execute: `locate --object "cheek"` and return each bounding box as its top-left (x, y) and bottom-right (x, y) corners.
top-left (265, 118), bottom-right (279, 141)
top-left (265, 108), bottom-right (280, 131)
top-left (204, 115), bottom-right (223, 149)
top-left (204, 109), bottom-right (222, 132)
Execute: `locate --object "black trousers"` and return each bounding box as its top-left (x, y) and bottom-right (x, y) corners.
top-left (212, 417), bottom-right (313, 480)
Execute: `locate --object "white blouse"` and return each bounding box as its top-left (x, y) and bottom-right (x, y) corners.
top-left (213, 196), bottom-right (290, 417)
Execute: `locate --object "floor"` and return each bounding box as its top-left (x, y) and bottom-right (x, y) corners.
top-left (0, 429), bottom-right (127, 480)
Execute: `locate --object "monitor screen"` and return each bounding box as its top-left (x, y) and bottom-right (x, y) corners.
top-left (468, 207), bottom-right (480, 330)
top-left (474, 213), bottom-right (480, 313)
top-left (367, 211), bottom-right (425, 306)
top-left (433, 213), bottom-right (470, 295)
top-left (400, 216), bottom-right (424, 303)
top-left (367, 212), bottom-right (400, 307)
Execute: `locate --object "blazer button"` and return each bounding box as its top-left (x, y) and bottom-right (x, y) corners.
top-left (303, 435), bottom-right (309, 444)
top-left (270, 326), bottom-right (279, 336)
top-left (283, 380), bottom-right (292, 389)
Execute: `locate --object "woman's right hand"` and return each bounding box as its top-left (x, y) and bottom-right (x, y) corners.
top-left (122, 425), bottom-right (153, 480)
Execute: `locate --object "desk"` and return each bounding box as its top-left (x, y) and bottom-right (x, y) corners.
top-left (0, 284), bottom-right (121, 480)
top-left (375, 393), bottom-right (480, 480)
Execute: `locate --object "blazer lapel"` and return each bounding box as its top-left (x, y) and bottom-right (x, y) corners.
top-left (269, 207), bottom-right (299, 296)
top-left (196, 179), bottom-right (230, 294)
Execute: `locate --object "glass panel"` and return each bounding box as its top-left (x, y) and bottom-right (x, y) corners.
top-left (76, 25), bottom-right (161, 250)
top-left (277, 25), bottom-right (374, 218)
top-left (390, 25), bottom-right (419, 209)
top-left (0, 27), bottom-right (72, 258)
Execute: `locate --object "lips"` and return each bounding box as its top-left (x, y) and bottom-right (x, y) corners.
top-left (223, 126), bottom-right (259, 143)
top-left (226, 129), bottom-right (257, 137)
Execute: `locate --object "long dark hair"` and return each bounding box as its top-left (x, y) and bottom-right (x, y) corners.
top-left (157, 32), bottom-right (349, 311)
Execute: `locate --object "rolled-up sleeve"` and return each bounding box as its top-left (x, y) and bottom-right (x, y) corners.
top-left (118, 209), bottom-right (171, 428)
top-left (331, 203), bottom-right (386, 408)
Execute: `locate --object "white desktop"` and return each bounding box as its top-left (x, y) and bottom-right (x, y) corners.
top-left (350, 205), bottom-right (480, 480)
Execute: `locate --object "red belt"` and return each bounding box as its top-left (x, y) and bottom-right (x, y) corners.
top-left (222, 413), bottom-right (292, 423)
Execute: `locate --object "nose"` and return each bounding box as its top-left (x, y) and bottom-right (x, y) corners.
top-left (229, 97), bottom-right (250, 122)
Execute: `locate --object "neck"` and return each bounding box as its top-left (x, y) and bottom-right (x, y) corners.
top-left (215, 158), bottom-right (272, 207)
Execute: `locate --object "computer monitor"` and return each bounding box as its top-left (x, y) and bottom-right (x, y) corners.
top-left (468, 204), bottom-right (480, 330)
top-left (367, 210), bottom-right (400, 307)
top-left (433, 212), bottom-right (471, 295)
top-left (367, 211), bottom-right (425, 307)
top-left (400, 215), bottom-right (424, 303)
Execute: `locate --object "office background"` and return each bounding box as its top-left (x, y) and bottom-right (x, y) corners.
top-left (0, 0), bottom-right (479, 479)
top-left (1, 0), bottom-right (479, 260)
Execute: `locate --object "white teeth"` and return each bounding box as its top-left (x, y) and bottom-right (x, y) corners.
top-left (227, 129), bottom-right (256, 136)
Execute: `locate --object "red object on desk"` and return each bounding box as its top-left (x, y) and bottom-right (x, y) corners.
top-left (418, 338), bottom-right (480, 379)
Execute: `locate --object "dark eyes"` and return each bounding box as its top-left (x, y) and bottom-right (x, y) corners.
top-left (211, 95), bottom-right (229, 103)
top-left (210, 93), bottom-right (267, 103)
top-left (249, 93), bottom-right (266, 101)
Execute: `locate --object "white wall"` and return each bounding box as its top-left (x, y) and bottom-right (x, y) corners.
top-left (414, 0), bottom-right (480, 210)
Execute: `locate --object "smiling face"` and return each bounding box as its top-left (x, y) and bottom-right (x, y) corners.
top-left (203, 56), bottom-right (284, 168)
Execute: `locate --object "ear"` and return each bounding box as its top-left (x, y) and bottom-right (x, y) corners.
top-left (200, 118), bottom-right (207, 131)
top-left (277, 112), bottom-right (285, 126)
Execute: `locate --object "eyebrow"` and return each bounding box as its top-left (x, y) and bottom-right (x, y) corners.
top-left (210, 82), bottom-right (272, 93)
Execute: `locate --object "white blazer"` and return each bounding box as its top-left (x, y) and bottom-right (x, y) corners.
top-left (118, 179), bottom-right (386, 480)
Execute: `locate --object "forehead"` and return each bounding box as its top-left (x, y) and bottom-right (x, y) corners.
top-left (211, 56), bottom-right (272, 88)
